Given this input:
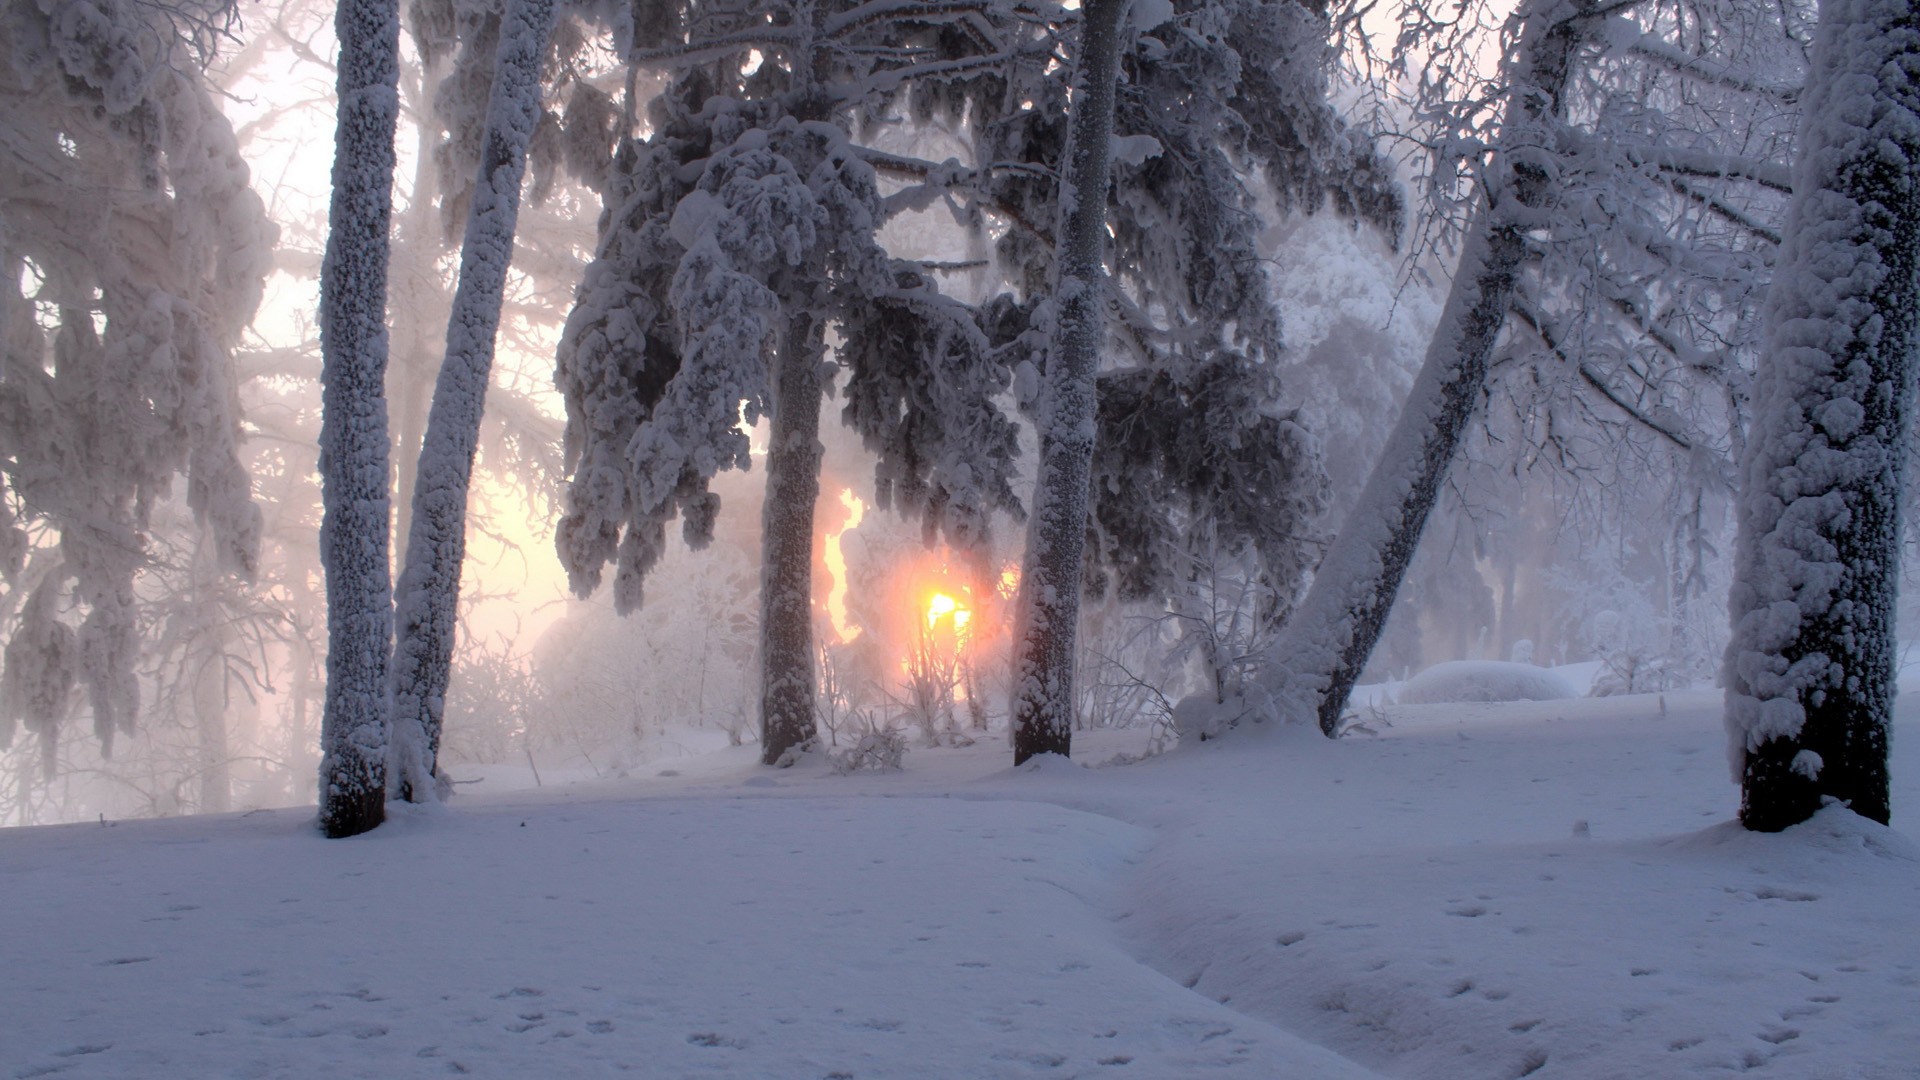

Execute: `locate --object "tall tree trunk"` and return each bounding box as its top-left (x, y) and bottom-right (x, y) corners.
top-left (1007, 0), bottom-right (1130, 765)
top-left (1255, 0), bottom-right (1586, 737)
top-left (317, 0), bottom-right (402, 838)
top-left (1725, 0), bottom-right (1920, 831)
top-left (390, 0), bottom-right (557, 802)
top-left (759, 310), bottom-right (825, 765)
top-left (192, 545), bottom-right (232, 816)
top-left (192, 652), bottom-right (231, 814)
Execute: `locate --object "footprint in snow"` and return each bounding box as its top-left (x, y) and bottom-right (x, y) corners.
top-left (686, 1032), bottom-right (747, 1049)
top-left (1724, 885), bottom-right (1820, 902)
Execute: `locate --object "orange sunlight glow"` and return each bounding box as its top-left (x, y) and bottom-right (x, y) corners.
top-left (925, 591), bottom-right (973, 635)
top-left (824, 488), bottom-right (866, 643)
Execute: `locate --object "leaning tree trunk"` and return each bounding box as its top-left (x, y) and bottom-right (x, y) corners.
top-left (390, 0), bottom-right (557, 802)
top-left (1255, 0), bottom-right (1586, 737)
top-left (1007, 0), bottom-right (1130, 765)
top-left (1725, 0), bottom-right (1920, 831)
top-left (758, 310), bottom-right (826, 766)
top-left (316, 0), bottom-right (403, 839)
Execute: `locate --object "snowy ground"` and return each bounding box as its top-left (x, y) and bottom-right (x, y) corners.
top-left (3, 688), bottom-right (1916, 1079)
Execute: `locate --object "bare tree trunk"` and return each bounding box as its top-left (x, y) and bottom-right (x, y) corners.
top-left (1255, 0), bottom-right (1586, 737)
top-left (1726, 0), bottom-right (1920, 831)
top-left (759, 310), bottom-right (824, 765)
top-left (390, 0), bottom-right (557, 802)
top-left (1008, 0), bottom-right (1129, 765)
top-left (316, 0), bottom-right (402, 839)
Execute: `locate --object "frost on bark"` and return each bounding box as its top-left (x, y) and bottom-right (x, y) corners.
top-left (317, 0), bottom-right (403, 838)
top-left (1008, 0), bottom-right (1130, 765)
top-left (1255, 0), bottom-right (1587, 737)
top-left (1725, 0), bottom-right (1920, 831)
top-left (390, 0), bottom-right (557, 803)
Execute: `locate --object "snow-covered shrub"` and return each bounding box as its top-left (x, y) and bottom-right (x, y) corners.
top-left (1582, 607), bottom-right (1690, 697)
top-left (830, 724), bottom-right (908, 775)
top-left (1395, 661), bottom-right (1578, 705)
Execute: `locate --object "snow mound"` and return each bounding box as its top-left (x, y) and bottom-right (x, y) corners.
top-left (1396, 660), bottom-right (1579, 705)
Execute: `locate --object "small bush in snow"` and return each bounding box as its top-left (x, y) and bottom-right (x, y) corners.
top-left (831, 726), bottom-right (908, 774)
top-left (1396, 661), bottom-right (1578, 705)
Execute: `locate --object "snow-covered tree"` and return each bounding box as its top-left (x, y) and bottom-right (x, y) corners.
top-left (554, 2), bottom-right (1026, 767)
top-left (389, 0), bottom-right (558, 803)
top-left (316, 0), bottom-right (403, 838)
top-left (1238, 0), bottom-right (1803, 737)
top-left (0, 0), bottom-right (269, 773)
top-left (1248, 0), bottom-right (1592, 738)
top-left (1005, 0), bottom-right (1130, 763)
top-left (1724, 0), bottom-right (1920, 831)
top-left (965, 0), bottom-right (1397, 752)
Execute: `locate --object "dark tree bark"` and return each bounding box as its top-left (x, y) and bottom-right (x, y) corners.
top-left (390, 0), bottom-right (558, 802)
top-left (317, 0), bottom-right (403, 838)
top-left (1725, 0), bottom-right (1920, 831)
top-left (759, 311), bottom-right (826, 766)
top-left (1008, 0), bottom-right (1129, 765)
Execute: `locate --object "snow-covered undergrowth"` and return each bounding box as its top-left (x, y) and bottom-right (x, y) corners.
top-left (1393, 660), bottom-right (1584, 705)
top-left (3, 691), bottom-right (1915, 1079)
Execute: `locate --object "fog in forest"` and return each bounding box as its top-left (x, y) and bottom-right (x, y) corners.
top-left (0, 0), bottom-right (1848, 827)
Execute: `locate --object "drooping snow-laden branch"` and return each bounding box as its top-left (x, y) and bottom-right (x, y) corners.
top-left (626, 27), bottom-right (806, 68)
top-left (1659, 173), bottom-right (1784, 246)
top-left (1510, 294), bottom-right (1698, 452)
top-left (1624, 29), bottom-right (1801, 102)
top-left (860, 145), bottom-right (1055, 240)
top-left (822, 0), bottom-right (1000, 37)
top-left (1, 0), bottom-right (268, 778)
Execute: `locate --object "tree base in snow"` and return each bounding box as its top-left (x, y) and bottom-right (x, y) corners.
top-left (320, 790), bottom-right (384, 839)
top-left (1741, 723), bottom-right (1890, 832)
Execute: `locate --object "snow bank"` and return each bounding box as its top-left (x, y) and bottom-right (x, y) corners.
top-left (1394, 660), bottom-right (1580, 705)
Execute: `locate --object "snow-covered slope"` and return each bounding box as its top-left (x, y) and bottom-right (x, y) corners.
top-left (3, 691), bottom-right (1915, 1079)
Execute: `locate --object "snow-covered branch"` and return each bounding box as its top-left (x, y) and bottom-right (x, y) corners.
top-left (1625, 30), bottom-right (1800, 103)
